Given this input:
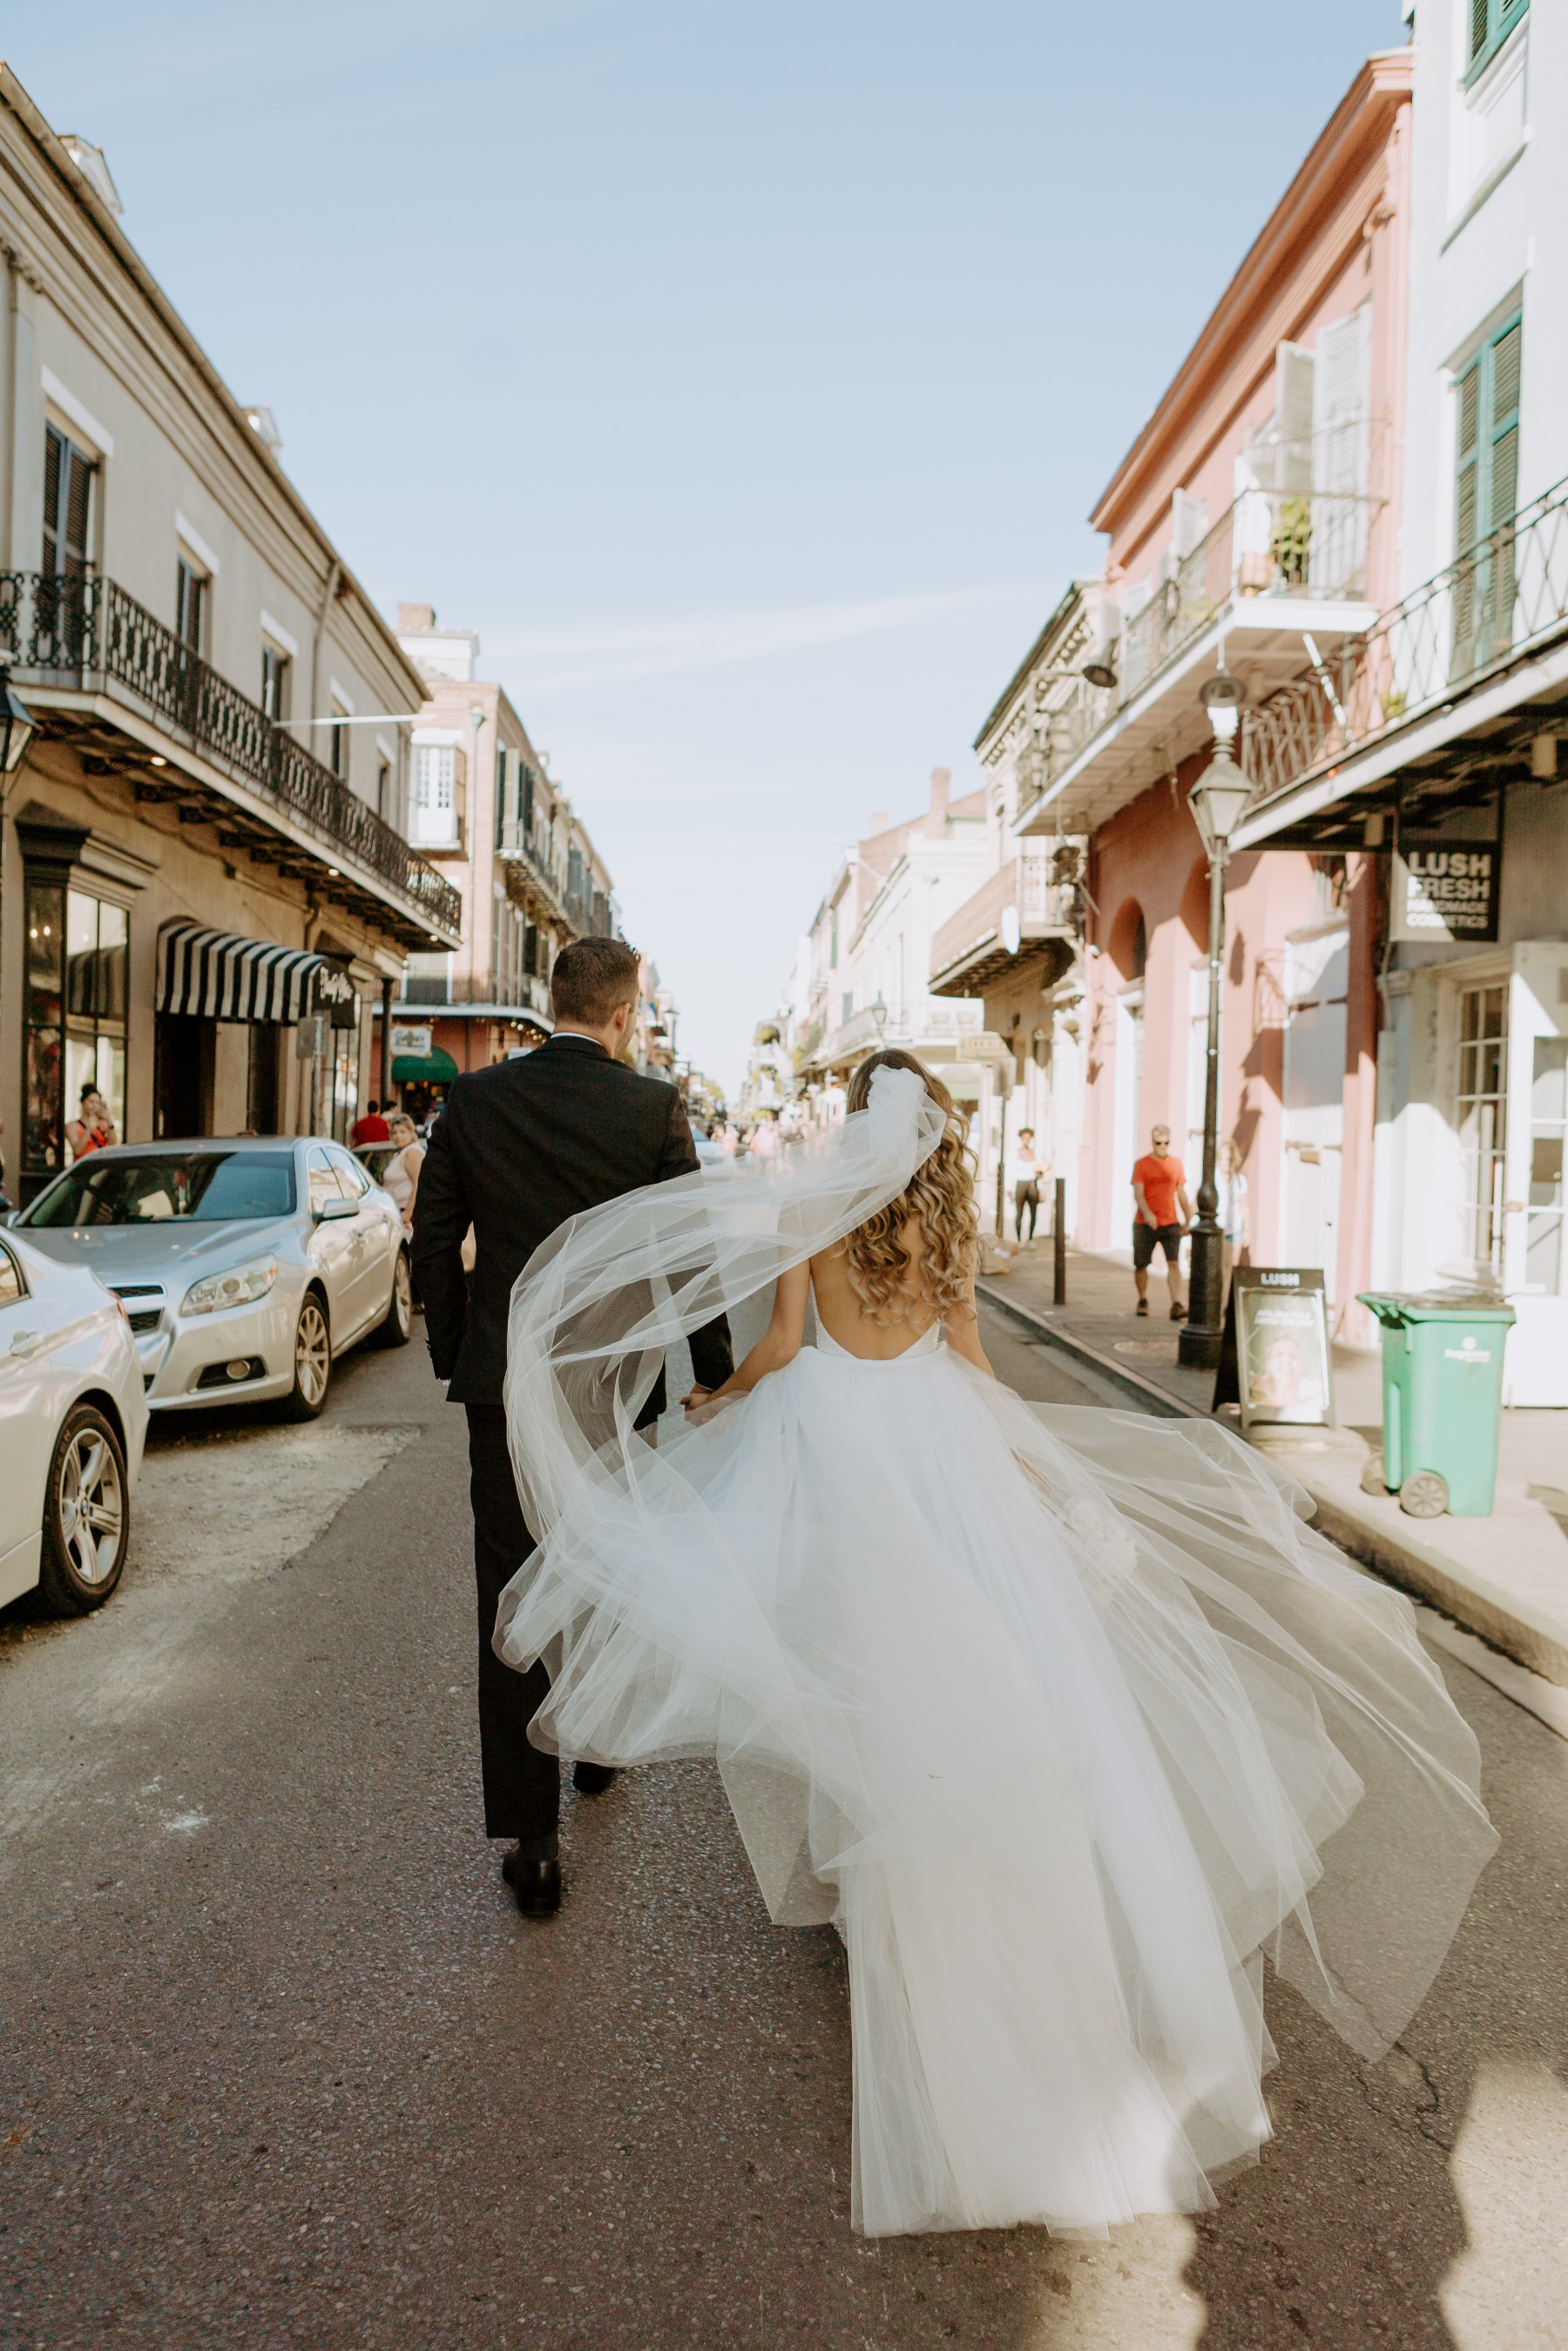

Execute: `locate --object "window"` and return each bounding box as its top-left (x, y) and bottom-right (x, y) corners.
top-left (413, 744), bottom-right (460, 845)
top-left (23, 880), bottom-right (128, 1195)
top-left (307, 1145), bottom-right (347, 1216)
top-left (0, 1243), bottom-right (24, 1306)
top-left (376, 759), bottom-right (391, 821)
top-left (43, 423), bottom-right (95, 589)
top-left (23, 1149), bottom-right (295, 1228)
top-left (175, 555), bottom-right (206, 654)
top-left (1456, 983), bottom-right (1508, 1274)
top-left (1527, 1036), bottom-right (1566, 1293)
top-left (1465, 0), bottom-right (1527, 84)
top-left (329, 699), bottom-right (349, 781)
top-left (1453, 314), bottom-right (1522, 670)
top-left (260, 642), bottom-right (291, 722)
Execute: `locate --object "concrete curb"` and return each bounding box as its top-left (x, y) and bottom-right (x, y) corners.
top-left (1302, 1485), bottom-right (1568, 1689)
top-left (979, 1276), bottom-right (1568, 1692)
top-left (975, 1280), bottom-right (1203, 1419)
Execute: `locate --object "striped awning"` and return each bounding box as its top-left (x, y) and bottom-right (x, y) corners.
top-left (157, 925), bottom-right (328, 1024)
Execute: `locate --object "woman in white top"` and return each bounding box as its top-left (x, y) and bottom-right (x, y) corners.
top-left (382, 1111), bottom-right (425, 1231)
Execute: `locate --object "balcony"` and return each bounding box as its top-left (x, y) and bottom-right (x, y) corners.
top-left (1235, 472), bottom-right (1568, 847)
top-left (396, 969), bottom-right (553, 1023)
top-left (496, 816), bottom-right (567, 920)
top-left (1016, 487), bottom-right (1379, 840)
top-left (929, 852), bottom-right (1078, 995)
top-left (1, 570), bottom-right (461, 947)
top-left (808, 995), bottom-right (983, 1071)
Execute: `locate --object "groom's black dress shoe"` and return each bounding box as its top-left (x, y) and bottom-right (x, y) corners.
top-left (502, 1848), bottom-right (562, 1917)
top-left (572, 1760), bottom-right (617, 1796)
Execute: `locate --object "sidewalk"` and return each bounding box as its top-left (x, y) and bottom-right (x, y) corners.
top-left (979, 1241), bottom-right (1568, 1697)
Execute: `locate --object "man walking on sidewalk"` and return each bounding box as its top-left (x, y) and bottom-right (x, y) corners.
top-left (1132, 1125), bottom-right (1191, 1321)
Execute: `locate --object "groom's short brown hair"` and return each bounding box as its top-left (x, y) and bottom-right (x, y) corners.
top-left (551, 936), bottom-right (641, 1026)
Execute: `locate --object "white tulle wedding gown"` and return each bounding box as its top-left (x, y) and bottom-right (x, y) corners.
top-left (496, 1069), bottom-right (1495, 2237)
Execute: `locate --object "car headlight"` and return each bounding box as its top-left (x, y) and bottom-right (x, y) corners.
top-left (182, 1258), bottom-right (279, 1316)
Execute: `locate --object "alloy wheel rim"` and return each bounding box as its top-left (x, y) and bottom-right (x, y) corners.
top-left (394, 1255), bottom-right (412, 1334)
top-left (59, 1429), bottom-right (124, 1585)
top-left (296, 1301), bottom-right (330, 1406)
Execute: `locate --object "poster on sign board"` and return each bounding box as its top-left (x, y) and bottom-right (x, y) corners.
top-left (1213, 1267), bottom-right (1335, 1430)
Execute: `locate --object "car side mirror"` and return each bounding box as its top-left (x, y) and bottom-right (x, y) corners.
top-left (316, 1196), bottom-right (358, 1221)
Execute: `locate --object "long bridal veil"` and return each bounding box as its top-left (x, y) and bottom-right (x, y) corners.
top-left (497, 1067), bottom-right (1495, 2222)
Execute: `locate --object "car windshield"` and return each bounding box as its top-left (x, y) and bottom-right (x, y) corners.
top-left (23, 1150), bottom-right (297, 1227)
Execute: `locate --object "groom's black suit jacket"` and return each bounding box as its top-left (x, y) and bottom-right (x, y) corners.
top-left (411, 1031), bottom-right (733, 1413)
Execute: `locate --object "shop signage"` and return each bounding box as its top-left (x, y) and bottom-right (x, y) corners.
top-left (1390, 830), bottom-right (1502, 944)
top-left (315, 956), bottom-right (360, 1030)
top-left (389, 1021), bottom-right (433, 1057)
top-left (1213, 1267), bottom-right (1334, 1431)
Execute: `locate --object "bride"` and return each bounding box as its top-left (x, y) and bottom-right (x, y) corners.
top-left (496, 1052), bottom-right (1495, 2238)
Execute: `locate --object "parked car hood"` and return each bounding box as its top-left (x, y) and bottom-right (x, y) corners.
top-left (17, 1219), bottom-right (294, 1279)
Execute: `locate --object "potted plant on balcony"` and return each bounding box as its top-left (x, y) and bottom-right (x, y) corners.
top-left (1272, 498), bottom-right (1313, 589)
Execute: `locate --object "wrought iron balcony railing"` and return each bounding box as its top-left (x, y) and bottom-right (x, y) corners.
top-left (1034, 486), bottom-right (1380, 794)
top-left (0, 569), bottom-right (462, 939)
top-left (399, 969), bottom-right (553, 1019)
top-left (1241, 473), bottom-right (1568, 814)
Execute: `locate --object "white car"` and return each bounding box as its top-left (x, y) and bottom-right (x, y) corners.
top-left (0, 1226), bottom-right (147, 1618)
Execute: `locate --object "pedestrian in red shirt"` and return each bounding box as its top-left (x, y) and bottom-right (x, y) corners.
top-left (1132, 1125), bottom-right (1192, 1321)
top-left (350, 1098), bottom-right (391, 1147)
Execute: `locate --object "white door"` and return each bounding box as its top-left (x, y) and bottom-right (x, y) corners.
top-left (1502, 942), bottom-right (1568, 1403)
top-left (1282, 928), bottom-right (1348, 1298)
top-left (1112, 990), bottom-right (1144, 1246)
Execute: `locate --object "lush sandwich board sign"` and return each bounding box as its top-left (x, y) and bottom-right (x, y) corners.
top-left (1213, 1267), bottom-right (1335, 1432)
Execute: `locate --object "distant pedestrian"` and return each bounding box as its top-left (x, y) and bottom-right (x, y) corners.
top-left (68, 1084), bottom-right (117, 1160)
top-left (1217, 1138), bottom-right (1249, 1280)
top-left (1132, 1125), bottom-right (1192, 1321)
top-left (1007, 1127), bottom-right (1046, 1243)
top-left (382, 1111), bottom-right (425, 1231)
top-left (351, 1098), bottom-right (391, 1147)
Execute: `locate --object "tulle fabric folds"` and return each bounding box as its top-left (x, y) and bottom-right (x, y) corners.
top-left (497, 1068), bottom-right (1496, 2236)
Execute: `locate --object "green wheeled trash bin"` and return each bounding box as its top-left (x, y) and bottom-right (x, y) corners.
top-left (1355, 1292), bottom-right (1517, 1519)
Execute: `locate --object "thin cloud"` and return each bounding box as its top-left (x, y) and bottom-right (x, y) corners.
top-left (486, 583), bottom-right (1046, 692)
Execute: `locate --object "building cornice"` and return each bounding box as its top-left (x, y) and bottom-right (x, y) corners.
top-left (0, 64), bottom-right (429, 712)
top-left (1088, 49), bottom-right (1413, 546)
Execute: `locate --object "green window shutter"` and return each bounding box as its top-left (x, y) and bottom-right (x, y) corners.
top-left (1487, 319), bottom-right (1522, 532)
top-left (1470, 0), bottom-right (1491, 62)
top-left (1455, 361), bottom-right (1481, 556)
top-left (1466, 0), bottom-right (1529, 84)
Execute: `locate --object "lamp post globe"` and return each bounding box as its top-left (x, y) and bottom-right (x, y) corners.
top-left (1179, 679), bottom-right (1250, 1373)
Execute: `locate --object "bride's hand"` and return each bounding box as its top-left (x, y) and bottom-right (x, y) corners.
top-left (682, 1385), bottom-right (715, 1418)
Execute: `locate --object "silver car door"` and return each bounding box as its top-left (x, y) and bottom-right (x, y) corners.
top-left (0, 1240), bottom-right (68, 1602)
top-left (326, 1145), bottom-right (388, 1334)
top-left (304, 1145), bottom-right (358, 1349)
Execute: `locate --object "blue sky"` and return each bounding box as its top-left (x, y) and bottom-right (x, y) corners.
top-left (13, 1), bottom-right (1406, 1091)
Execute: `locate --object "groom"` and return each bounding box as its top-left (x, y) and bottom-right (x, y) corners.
top-left (412, 936), bottom-right (733, 1916)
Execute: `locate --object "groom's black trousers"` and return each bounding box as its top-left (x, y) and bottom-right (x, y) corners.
top-left (465, 1402), bottom-right (558, 1849)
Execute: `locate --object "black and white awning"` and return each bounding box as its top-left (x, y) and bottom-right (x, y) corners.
top-left (157, 925), bottom-right (328, 1024)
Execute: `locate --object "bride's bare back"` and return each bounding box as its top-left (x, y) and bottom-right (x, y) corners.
top-left (686, 1214), bottom-right (992, 1414)
top-left (809, 1217), bottom-right (943, 1361)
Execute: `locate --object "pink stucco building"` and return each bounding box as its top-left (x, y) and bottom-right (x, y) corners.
top-left (1015, 52), bottom-right (1413, 1328)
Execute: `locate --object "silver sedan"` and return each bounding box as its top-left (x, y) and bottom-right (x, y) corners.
top-left (13, 1136), bottom-right (413, 1419)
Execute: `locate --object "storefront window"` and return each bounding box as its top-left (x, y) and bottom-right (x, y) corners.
top-left (23, 881), bottom-right (128, 1194)
top-left (1456, 983), bottom-right (1507, 1275)
top-left (1527, 1036), bottom-right (1566, 1294)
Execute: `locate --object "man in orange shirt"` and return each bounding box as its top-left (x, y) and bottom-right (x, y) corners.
top-left (1132, 1124), bottom-right (1192, 1321)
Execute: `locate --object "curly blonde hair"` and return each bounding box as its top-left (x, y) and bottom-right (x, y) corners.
top-left (838, 1051), bottom-right (978, 1324)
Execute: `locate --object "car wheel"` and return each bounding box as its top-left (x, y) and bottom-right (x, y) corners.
top-left (37, 1404), bottom-right (130, 1617)
top-left (280, 1291), bottom-right (332, 1422)
top-left (371, 1249), bottom-right (414, 1348)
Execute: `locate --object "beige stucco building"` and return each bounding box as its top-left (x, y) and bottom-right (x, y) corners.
top-left (0, 72), bottom-right (457, 1201)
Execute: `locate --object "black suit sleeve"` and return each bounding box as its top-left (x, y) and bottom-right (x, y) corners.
top-left (654, 1089), bottom-right (733, 1393)
top-left (410, 1105), bottom-right (472, 1382)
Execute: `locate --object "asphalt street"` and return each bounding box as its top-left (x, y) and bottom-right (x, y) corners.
top-left (3, 1303), bottom-right (1565, 2350)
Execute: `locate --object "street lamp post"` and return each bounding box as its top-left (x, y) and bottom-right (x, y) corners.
top-left (1178, 675), bottom-right (1254, 1372)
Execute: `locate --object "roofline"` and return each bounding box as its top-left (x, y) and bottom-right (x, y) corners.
top-left (973, 578), bottom-right (1098, 753)
top-left (0, 64), bottom-right (429, 711)
top-left (1087, 49), bottom-right (1413, 538)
